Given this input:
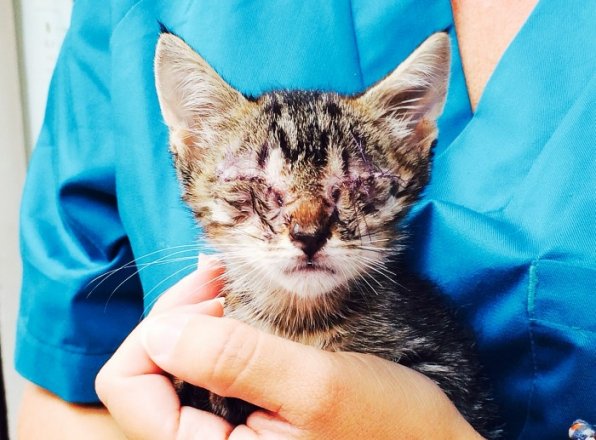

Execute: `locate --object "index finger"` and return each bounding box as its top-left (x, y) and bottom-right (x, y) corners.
top-left (143, 314), bottom-right (338, 425)
top-left (96, 299), bottom-right (232, 440)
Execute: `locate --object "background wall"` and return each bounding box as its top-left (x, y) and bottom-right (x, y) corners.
top-left (0, 1), bottom-right (72, 438)
top-left (18, 0), bottom-right (72, 151)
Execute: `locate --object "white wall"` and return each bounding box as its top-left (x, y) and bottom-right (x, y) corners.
top-left (1, 1), bottom-right (72, 438)
top-left (0, 0), bottom-right (28, 437)
top-left (18, 0), bottom-right (72, 150)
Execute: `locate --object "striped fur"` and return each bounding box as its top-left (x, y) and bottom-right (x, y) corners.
top-left (155, 32), bottom-right (502, 437)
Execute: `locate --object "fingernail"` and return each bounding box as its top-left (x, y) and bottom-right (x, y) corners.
top-left (197, 253), bottom-right (221, 269)
top-left (142, 313), bottom-right (192, 364)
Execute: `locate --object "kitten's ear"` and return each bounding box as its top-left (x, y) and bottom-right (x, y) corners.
top-left (154, 33), bottom-right (249, 153)
top-left (356, 32), bottom-right (450, 153)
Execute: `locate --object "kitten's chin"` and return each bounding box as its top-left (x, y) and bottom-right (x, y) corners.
top-left (275, 265), bottom-right (344, 298)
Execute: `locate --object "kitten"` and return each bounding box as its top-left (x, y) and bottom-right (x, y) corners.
top-left (154, 31), bottom-right (501, 438)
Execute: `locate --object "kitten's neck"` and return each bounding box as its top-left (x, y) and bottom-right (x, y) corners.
top-left (222, 280), bottom-right (359, 349)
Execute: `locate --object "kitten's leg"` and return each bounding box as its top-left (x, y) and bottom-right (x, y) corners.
top-left (209, 394), bottom-right (260, 426)
top-left (176, 380), bottom-right (259, 426)
top-left (175, 379), bottom-right (212, 412)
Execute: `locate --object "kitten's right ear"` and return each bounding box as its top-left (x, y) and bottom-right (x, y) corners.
top-left (154, 33), bottom-right (249, 153)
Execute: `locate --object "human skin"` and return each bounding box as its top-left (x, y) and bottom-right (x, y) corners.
top-left (17, 0), bottom-right (538, 438)
top-left (95, 256), bottom-right (485, 439)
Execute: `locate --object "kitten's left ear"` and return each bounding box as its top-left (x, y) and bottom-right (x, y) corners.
top-left (356, 32), bottom-right (451, 154)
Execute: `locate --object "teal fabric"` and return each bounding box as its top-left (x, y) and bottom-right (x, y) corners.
top-left (16, 0), bottom-right (595, 438)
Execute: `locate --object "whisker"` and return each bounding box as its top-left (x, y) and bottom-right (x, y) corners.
top-left (90, 244), bottom-right (200, 285)
top-left (96, 252), bottom-right (201, 305)
top-left (137, 262), bottom-right (200, 315)
top-left (88, 245), bottom-right (200, 297)
top-left (354, 258), bottom-right (396, 286)
top-left (356, 272), bottom-right (380, 296)
top-left (140, 270), bottom-right (230, 317)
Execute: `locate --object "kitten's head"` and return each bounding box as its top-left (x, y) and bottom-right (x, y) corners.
top-left (155, 32), bottom-right (450, 298)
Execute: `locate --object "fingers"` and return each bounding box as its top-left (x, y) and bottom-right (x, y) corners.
top-left (228, 424), bottom-right (260, 440)
top-left (151, 253), bottom-right (225, 314)
top-left (96, 299), bottom-right (227, 440)
top-left (177, 406), bottom-right (234, 440)
top-left (142, 314), bottom-right (338, 426)
top-left (245, 410), bottom-right (303, 438)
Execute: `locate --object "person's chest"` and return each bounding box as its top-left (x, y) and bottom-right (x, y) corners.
top-left (109, 2), bottom-right (595, 436)
top-left (450, 0), bottom-right (539, 111)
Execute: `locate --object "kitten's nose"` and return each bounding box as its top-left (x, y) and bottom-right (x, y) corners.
top-left (289, 199), bottom-right (337, 259)
top-left (290, 223), bottom-right (330, 260)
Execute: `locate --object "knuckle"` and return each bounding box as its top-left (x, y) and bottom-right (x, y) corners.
top-left (304, 354), bottom-right (343, 423)
top-left (206, 318), bottom-right (260, 396)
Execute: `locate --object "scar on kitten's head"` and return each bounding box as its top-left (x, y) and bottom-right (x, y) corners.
top-left (154, 31), bottom-right (450, 297)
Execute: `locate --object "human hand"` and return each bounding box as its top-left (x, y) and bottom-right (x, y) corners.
top-left (96, 255), bottom-right (484, 440)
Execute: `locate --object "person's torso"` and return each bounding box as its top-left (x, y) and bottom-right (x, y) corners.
top-left (109, 1), bottom-right (596, 437)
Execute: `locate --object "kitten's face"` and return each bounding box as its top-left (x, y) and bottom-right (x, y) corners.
top-left (155, 33), bottom-right (450, 297)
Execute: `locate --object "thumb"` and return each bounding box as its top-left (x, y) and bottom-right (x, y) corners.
top-left (142, 313), bottom-right (339, 425)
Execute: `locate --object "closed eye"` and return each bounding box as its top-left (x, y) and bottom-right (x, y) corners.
top-left (221, 196), bottom-right (250, 210)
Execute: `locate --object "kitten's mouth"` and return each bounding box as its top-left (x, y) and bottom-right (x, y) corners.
top-left (271, 256), bottom-right (344, 296)
top-left (286, 261), bottom-right (335, 275)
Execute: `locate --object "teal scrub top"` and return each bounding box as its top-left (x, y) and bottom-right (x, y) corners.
top-left (16, 1), bottom-right (595, 438)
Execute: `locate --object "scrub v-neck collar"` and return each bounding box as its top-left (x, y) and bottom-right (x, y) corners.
top-left (437, 0), bottom-right (542, 160)
top-left (428, 0), bottom-right (590, 213)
